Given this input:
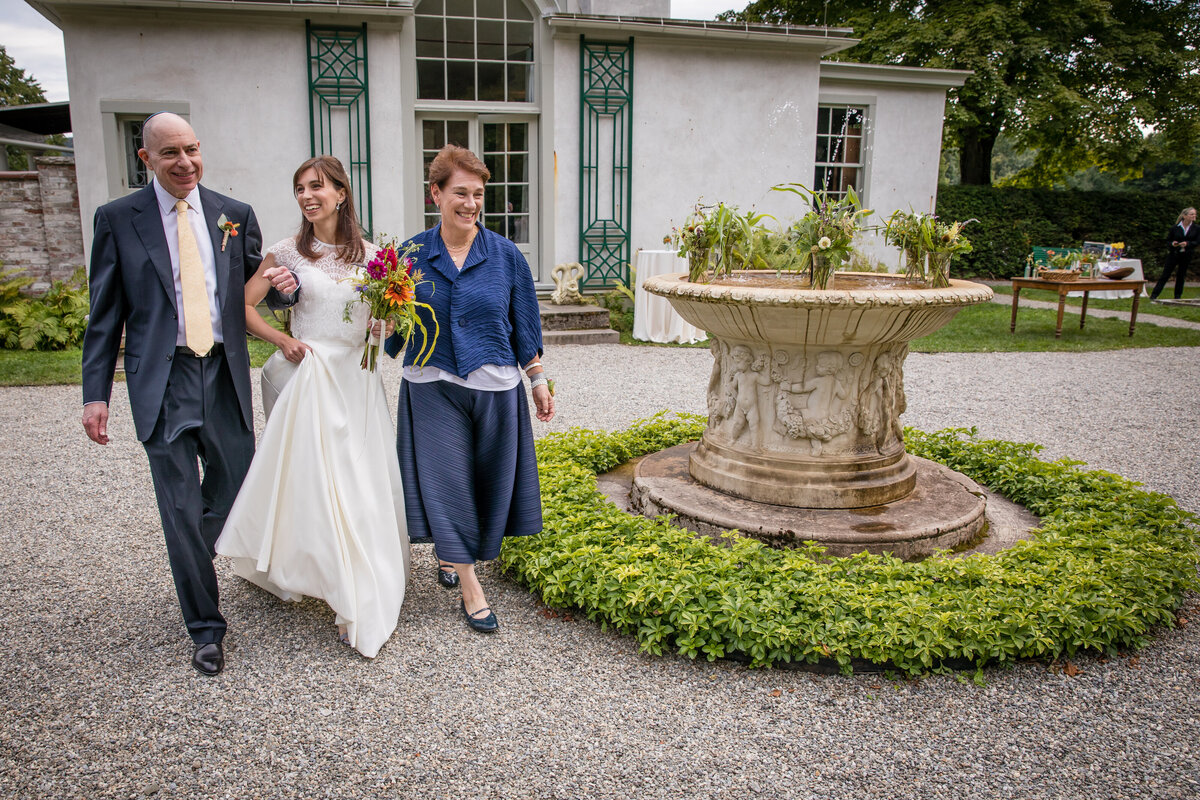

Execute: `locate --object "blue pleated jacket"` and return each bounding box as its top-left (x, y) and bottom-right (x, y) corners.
top-left (384, 222), bottom-right (543, 376)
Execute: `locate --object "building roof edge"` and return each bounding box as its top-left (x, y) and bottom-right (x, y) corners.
top-left (819, 60), bottom-right (972, 88)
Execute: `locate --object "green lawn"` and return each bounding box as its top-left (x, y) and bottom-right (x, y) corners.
top-left (0, 349), bottom-right (85, 386)
top-left (0, 307), bottom-right (283, 387)
top-left (912, 300), bottom-right (1200, 352)
top-left (987, 284), bottom-right (1200, 324)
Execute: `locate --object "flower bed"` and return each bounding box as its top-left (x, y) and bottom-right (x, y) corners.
top-left (501, 413), bottom-right (1199, 679)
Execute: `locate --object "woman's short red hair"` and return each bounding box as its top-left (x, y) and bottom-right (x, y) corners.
top-left (427, 144), bottom-right (490, 189)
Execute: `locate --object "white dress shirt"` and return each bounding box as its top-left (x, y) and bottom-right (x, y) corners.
top-left (151, 177), bottom-right (223, 345)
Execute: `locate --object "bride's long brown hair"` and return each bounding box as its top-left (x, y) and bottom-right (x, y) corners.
top-left (293, 155), bottom-right (366, 265)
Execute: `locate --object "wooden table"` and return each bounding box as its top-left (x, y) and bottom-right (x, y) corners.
top-left (1010, 277), bottom-right (1147, 338)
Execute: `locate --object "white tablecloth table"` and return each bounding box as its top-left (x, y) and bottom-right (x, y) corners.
top-left (633, 250), bottom-right (706, 344)
top-left (1068, 259), bottom-right (1143, 299)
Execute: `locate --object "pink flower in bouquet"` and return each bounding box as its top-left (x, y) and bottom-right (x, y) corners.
top-left (365, 251), bottom-right (389, 281)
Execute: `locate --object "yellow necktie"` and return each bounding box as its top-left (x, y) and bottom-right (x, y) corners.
top-left (175, 199), bottom-right (214, 356)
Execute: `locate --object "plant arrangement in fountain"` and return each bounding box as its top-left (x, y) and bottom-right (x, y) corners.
top-left (666, 205), bottom-right (717, 281)
top-left (923, 218), bottom-right (976, 288)
top-left (776, 183), bottom-right (871, 289)
top-left (884, 209), bottom-right (936, 282)
top-left (885, 211), bottom-right (975, 288)
top-left (667, 185), bottom-right (869, 288)
top-left (668, 202), bottom-right (789, 281)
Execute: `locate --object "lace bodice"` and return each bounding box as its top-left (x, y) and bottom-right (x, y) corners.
top-left (269, 237), bottom-right (379, 345)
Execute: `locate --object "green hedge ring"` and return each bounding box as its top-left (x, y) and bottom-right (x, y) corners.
top-left (500, 413), bottom-right (1200, 679)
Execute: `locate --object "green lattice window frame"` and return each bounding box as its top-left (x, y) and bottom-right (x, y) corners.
top-left (307, 21), bottom-right (373, 235)
top-left (578, 37), bottom-right (633, 291)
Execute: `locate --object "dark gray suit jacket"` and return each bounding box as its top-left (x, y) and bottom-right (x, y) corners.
top-left (82, 183), bottom-right (264, 442)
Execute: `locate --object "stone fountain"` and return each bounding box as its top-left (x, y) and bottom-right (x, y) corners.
top-left (635, 271), bottom-right (995, 559)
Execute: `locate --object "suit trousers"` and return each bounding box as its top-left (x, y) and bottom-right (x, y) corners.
top-left (142, 348), bottom-right (254, 644)
top-left (1152, 251), bottom-right (1192, 300)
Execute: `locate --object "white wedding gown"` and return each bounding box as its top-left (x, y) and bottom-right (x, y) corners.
top-left (217, 238), bottom-right (410, 658)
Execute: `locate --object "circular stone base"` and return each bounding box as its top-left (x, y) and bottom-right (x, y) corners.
top-left (631, 443), bottom-right (988, 560)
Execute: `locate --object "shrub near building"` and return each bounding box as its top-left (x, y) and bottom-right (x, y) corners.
top-left (937, 187), bottom-right (1196, 279)
top-left (0, 265), bottom-right (89, 351)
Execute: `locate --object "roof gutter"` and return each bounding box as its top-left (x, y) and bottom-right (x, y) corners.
top-left (547, 14), bottom-right (858, 57)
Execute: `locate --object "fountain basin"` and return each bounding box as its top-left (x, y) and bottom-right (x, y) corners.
top-left (644, 271), bottom-right (993, 510)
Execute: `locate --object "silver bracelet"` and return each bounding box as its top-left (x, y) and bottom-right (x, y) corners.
top-left (530, 375), bottom-right (549, 390)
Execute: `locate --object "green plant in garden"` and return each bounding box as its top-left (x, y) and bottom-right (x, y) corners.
top-left (595, 270), bottom-right (635, 336)
top-left (502, 413), bottom-right (1199, 680)
top-left (0, 265), bottom-right (90, 351)
top-left (935, 186), bottom-right (1193, 279)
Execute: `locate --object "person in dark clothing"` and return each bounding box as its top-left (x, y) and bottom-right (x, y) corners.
top-left (1151, 206), bottom-right (1198, 301)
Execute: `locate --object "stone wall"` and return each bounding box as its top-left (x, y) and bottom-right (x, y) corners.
top-left (0, 157), bottom-right (85, 289)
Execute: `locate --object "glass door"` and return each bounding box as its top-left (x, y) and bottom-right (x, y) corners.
top-left (419, 116), bottom-right (537, 275)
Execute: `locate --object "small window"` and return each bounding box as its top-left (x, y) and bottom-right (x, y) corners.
top-left (415, 0), bottom-right (534, 102)
top-left (99, 101), bottom-right (188, 197)
top-left (814, 105), bottom-right (866, 201)
top-left (121, 117), bottom-right (149, 190)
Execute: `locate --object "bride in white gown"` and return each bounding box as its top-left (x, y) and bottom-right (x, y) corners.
top-left (216, 156), bottom-right (409, 658)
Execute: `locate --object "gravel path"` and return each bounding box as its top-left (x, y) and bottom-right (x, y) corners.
top-left (2, 344), bottom-right (1198, 799)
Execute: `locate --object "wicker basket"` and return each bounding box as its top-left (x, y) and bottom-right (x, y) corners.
top-left (1037, 268), bottom-right (1081, 282)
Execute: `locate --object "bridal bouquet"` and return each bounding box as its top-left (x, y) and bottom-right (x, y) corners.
top-left (344, 237), bottom-right (438, 371)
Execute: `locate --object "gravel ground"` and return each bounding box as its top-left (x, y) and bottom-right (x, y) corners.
top-left (1, 343), bottom-right (1198, 799)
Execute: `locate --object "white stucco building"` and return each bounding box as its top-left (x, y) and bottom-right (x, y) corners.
top-left (27, 0), bottom-right (967, 290)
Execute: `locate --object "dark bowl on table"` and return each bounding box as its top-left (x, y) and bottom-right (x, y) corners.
top-left (1101, 266), bottom-right (1134, 280)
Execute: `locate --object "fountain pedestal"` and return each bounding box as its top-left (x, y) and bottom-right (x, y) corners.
top-left (639, 271), bottom-right (994, 557)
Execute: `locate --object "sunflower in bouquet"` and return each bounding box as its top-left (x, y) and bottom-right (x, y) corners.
top-left (344, 237), bottom-right (438, 371)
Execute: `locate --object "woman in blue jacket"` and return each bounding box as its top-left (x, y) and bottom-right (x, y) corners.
top-left (387, 145), bottom-right (555, 633)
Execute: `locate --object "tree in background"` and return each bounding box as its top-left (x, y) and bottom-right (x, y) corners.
top-left (1, 45), bottom-right (51, 170)
top-left (726, 1), bottom-right (1200, 187)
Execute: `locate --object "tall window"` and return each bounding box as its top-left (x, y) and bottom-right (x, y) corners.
top-left (121, 117), bottom-right (149, 189)
top-left (420, 118), bottom-right (531, 246)
top-left (421, 119), bottom-right (470, 229)
top-left (481, 121), bottom-right (530, 243)
top-left (814, 105), bottom-right (866, 200)
top-left (415, 0), bottom-right (535, 102)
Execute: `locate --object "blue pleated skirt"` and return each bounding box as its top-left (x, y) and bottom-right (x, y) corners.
top-left (396, 378), bottom-right (543, 563)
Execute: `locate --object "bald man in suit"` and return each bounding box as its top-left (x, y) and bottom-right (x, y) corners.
top-left (82, 112), bottom-right (290, 675)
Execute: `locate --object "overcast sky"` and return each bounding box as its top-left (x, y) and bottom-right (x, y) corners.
top-left (0, 0), bottom-right (746, 103)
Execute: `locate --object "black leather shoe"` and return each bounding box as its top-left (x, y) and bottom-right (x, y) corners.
top-left (192, 642), bottom-right (224, 676)
top-left (437, 564), bottom-right (460, 589)
top-left (461, 600), bottom-right (499, 633)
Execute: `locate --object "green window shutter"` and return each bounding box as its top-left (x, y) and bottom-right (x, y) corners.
top-left (578, 37), bottom-right (633, 290)
top-left (307, 21), bottom-right (373, 237)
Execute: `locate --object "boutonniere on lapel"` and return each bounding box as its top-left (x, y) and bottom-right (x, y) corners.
top-left (217, 214), bottom-right (240, 252)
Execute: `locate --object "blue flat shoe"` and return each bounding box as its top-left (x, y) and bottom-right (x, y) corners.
top-left (461, 600), bottom-right (499, 633)
top-left (437, 564), bottom-right (460, 589)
